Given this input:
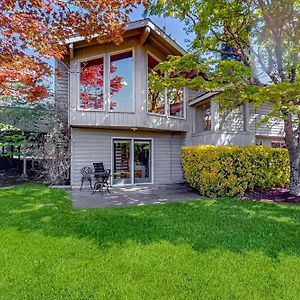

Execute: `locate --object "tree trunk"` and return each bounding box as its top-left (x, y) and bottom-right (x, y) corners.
top-left (284, 113), bottom-right (300, 195)
top-left (288, 149), bottom-right (300, 196)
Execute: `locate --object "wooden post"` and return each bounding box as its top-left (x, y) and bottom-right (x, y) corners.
top-left (211, 100), bottom-right (220, 132)
top-left (244, 102), bottom-right (250, 132)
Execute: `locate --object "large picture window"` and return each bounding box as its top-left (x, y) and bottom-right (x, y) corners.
top-left (109, 51), bottom-right (134, 112)
top-left (80, 57), bottom-right (104, 110)
top-left (147, 53), bottom-right (185, 118)
top-left (147, 55), bottom-right (165, 114)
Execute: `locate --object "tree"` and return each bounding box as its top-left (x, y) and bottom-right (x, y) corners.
top-left (0, 0), bottom-right (147, 103)
top-left (146, 0), bottom-right (300, 195)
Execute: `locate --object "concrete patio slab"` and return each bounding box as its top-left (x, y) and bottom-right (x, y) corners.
top-left (70, 183), bottom-right (202, 208)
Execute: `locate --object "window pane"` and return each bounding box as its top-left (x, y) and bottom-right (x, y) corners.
top-left (168, 89), bottom-right (184, 118)
top-left (80, 57), bottom-right (104, 110)
top-left (109, 51), bottom-right (133, 112)
top-left (147, 55), bottom-right (165, 114)
top-left (203, 103), bottom-right (211, 131)
top-left (113, 140), bottom-right (131, 185)
top-left (134, 140), bottom-right (151, 184)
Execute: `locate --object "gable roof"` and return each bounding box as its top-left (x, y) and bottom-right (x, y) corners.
top-left (66, 19), bottom-right (187, 56)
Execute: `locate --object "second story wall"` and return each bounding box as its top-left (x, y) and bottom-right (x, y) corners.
top-left (68, 33), bottom-right (188, 132)
top-left (187, 95), bottom-right (285, 146)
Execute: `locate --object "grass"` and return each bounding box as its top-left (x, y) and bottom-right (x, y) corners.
top-left (0, 184), bottom-right (300, 299)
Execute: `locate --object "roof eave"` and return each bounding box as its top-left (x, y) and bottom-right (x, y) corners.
top-left (188, 91), bottom-right (220, 106)
top-left (66, 19), bottom-right (187, 56)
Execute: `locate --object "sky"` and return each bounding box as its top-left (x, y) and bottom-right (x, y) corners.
top-left (130, 6), bottom-right (192, 51)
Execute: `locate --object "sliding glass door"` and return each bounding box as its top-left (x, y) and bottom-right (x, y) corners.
top-left (113, 140), bottom-right (131, 185)
top-left (112, 139), bottom-right (152, 185)
top-left (134, 140), bottom-right (151, 184)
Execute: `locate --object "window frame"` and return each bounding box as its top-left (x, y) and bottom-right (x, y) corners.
top-left (146, 52), bottom-right (167, 117)
top-left (108, 48), bottom-right (135, 114)
top-left (146, 52), bottom-right (186, 120)
top-left (77, 54), bottom-right (106, 112)
top-left (202, 101), bottom-right (212, 131)
top-left (193, 99), bottom-right (212, 133)
top-left (167, 86), bottom-right (186, 120)
top-left (111, 137), bottom-right (154, 185)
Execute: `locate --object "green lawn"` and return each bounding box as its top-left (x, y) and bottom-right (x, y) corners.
top-left (0, 185), bottom-right (300, 299)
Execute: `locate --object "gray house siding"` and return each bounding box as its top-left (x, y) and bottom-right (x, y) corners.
top-left (71, 127), bottom-right (185, 187)
top-left (249, 103), bottom-right (285, 137)
top-left (219, 105), bottom-right (245, 132)
top-left (54, 60), bottom-right (69, 125)
top-left (189, 132), bottom-right (254, 146)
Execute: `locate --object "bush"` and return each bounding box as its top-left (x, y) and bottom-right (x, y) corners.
top-left (181, 145), bottom-right (290, 197)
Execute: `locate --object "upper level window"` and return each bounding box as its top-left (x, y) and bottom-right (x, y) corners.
top-left (109, 51), bottom-right (133, 112)
top-left (80, 57), bottom-right (104, 110)
top-left (147, 55), bottom-right (165, 114)
top-left (203, 103), bottom-right (211, 131)
top-left (147, 53), bottom-right (185, 118)
top-left (168, 89), bottom-right (184, 118)
top-left (193, 101), bottom-right (211, 133)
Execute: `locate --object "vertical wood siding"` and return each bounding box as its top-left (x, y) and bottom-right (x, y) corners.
top-left (55, 60), bottom-right (69, 124)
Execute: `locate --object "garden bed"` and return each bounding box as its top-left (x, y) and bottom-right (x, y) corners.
top-left (245, 188), bottom-right (300, 204)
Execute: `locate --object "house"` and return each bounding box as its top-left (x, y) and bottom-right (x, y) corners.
top-left (57, 19), bottom-right (285, 188)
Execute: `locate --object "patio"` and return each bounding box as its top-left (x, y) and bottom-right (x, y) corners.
top-left (70, 183), bottom-right (201, 208)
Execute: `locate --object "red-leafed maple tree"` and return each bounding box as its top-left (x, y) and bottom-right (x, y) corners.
top-left (0, 0), bottom-right (147, 102)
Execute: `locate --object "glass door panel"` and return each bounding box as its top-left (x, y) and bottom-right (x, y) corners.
top-left (134, 140), bottom-right (151, 184)
top-left (113, 140), bottom-right (131, 185)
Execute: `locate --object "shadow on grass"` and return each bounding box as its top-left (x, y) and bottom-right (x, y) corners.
top-left (1, 184), bottom-right (300, 258)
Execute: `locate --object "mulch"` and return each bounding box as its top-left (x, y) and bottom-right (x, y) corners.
top-left (245, 188), bottom-right (300, 204)
top-left (0, 173), bottom-right (30, 188)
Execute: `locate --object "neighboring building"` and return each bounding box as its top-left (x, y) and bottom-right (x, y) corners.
top-left (57, 19), bottom-right (285, 188)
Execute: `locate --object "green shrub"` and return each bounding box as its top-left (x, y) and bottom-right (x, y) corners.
top-left (181, 145), bottom-right (290, 197)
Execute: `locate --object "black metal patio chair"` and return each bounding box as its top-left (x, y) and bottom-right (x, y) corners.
top-left (92, 169), bottom-right (111, 195)
top-left (93, 162), bottom-right (105, 180)
top-left (80, 166), bottom-right (93, 191)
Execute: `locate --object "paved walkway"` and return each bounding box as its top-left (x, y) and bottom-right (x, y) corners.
top-left (70, 183), bottom-right (201, 208)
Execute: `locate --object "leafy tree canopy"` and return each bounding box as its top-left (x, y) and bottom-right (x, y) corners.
top-left (146, 0), bottom-right (300, 113)
top-left (146, 0), bottom-right (300, 195)
top-left (0, 0), bottom-right (147, 102)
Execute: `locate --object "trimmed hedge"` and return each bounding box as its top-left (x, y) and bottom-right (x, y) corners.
top-left (181, 145), bottom-right (290, 197)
